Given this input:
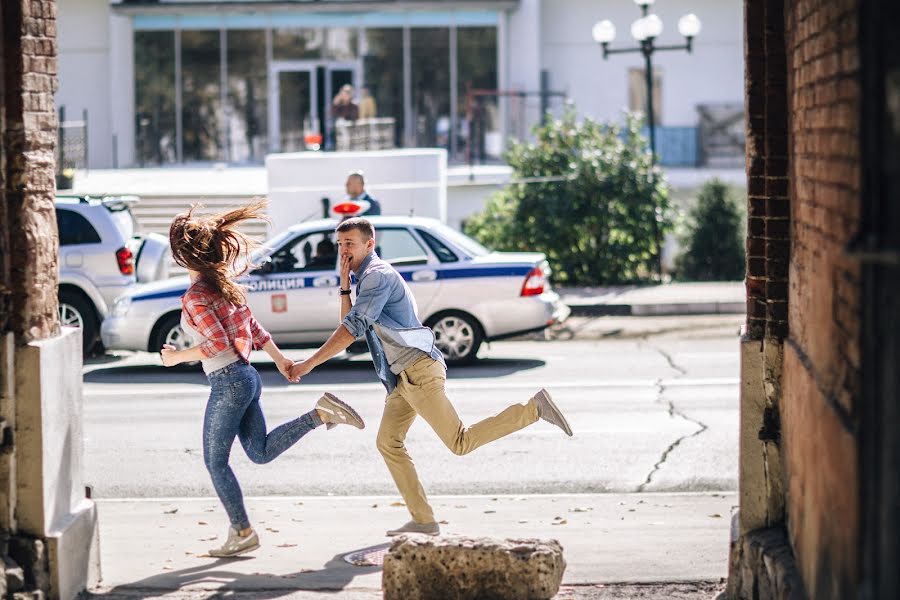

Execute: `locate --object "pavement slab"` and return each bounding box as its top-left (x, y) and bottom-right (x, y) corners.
top-left (90, 492), bottom-right (736, 597)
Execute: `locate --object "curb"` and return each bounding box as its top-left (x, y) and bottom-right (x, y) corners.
top-left (567, 301), bottom-right (745, 317)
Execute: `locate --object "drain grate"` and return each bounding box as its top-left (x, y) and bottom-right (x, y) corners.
top-left (342, 543), bottom-right (392, 567)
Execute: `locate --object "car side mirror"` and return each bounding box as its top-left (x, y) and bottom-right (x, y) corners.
top-left (253, 258), bottom-right (274, 275)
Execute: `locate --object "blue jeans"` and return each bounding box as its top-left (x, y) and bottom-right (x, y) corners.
top-left (204, 361), bottom-right (321, 530)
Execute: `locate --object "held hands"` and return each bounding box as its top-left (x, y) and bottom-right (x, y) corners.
top-left (275, 355), bottom-right (294, 381)
top-left (288, 359), bottom-right (313, 383)
top-left (160, 344), bottom-right (181, 367)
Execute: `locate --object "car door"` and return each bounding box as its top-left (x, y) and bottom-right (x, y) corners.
top-left (244, 230), bottom-right (339, 344)
top-left (375, 227), bottom-right (442, 316)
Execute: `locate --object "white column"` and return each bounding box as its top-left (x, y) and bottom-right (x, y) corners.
top-left (109, 13), bottom-right (135, 167)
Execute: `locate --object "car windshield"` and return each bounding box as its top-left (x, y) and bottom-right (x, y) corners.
top-left (432, 223), bottom-right (491, 257)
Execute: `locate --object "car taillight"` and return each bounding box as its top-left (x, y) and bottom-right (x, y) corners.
top-left (116, 247), bottom-right (135, 275)
top-left (520, 266), bottom-right (546, 297)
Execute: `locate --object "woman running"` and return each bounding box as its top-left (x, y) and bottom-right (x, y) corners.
top-left (161, 199), bottom-right (364, 558)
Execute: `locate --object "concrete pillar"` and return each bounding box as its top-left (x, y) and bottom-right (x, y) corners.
top-left (14, 328), bottom-right (99, 600)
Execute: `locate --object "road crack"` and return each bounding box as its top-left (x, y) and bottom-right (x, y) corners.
top-left (637, 379), bottom-right (709, 492)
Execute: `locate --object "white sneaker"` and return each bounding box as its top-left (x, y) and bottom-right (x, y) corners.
top-left (386, 520), bottom-right (441, 537)
top-left (316, 392), bottom-right (365, 430)
top-left (208, 527), bottom-right (260, 558)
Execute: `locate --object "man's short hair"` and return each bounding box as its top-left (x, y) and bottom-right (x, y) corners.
top-left (336, 217), bottom-right (374, 240)
top-left (347, 171), bottom-right (365, 185)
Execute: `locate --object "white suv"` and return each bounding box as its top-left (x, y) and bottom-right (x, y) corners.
top-left (56, 195), bottom-right (169, 354)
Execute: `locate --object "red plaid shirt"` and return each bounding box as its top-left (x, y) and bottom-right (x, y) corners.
top-left (181, 279), bottom-right (271, 362)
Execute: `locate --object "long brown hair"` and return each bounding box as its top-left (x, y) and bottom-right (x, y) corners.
top-left (169, 198), bottom-right (268, 305)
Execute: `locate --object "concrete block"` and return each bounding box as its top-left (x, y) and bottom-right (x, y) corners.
top-left (383, 536), bottom-right (565, 600)
top-left (13, 328), bottom-right (99, 599)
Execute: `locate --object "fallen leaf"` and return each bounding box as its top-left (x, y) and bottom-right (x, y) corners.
top-left (439, 520), bottom-right (449, 524)
top-left (371, 504), bottom-right (378, 508)
top-left (291, 518), bottom-right (303, 523)
top-left (184, 551), bottom-right (193, 555)
top-left (491, 497), bottom-right (498, 501)
top-left (295, 501), bottom-right (304, 506)
top-left (199, 535), bottom-right (218, 542)
top-left (163, 508), bottom-right (178, 514)
top-left (569, 507), bottom-right (593, 513)
top-left (162, 566), bottom-right (173, 571)
top-left (390, 501), bottom-right (406, 507)
top-left (198, 521), bottom-right (208, 525)
top-left (454, 505), bottom-right (468, 509)
top-left (709, 513), bottom-right (723, 518)
top-left (484, 510), bottom-right (496, 514)
top-left (276, 543), bottom-right (298, 548)
top-left (204, 508), bottom-right (215, 513)
top-left (628, 509), bottom-right (636, 512)
top-left (517, 520), bottom-right (529, 524)
top-left (552, 519), bottom-right (568, 526)
top-left (266, 527), bottom-right (280, 533)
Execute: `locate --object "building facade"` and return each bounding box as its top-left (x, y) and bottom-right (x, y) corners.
top-left (56, 0), bottom-right (743, 169)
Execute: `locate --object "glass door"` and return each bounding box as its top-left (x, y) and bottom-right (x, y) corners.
top-left (269, 63), bottom-right (318, 152)
top-left (323, 63), bottom-right (359, 150)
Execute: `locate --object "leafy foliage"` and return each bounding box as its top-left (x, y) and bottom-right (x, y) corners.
top-left (674, 179), bottom-right (746, 281)
top-left (464, 109), bottom-right (671, 285)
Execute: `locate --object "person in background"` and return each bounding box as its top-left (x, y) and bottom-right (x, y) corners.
top-left (345, 171), bottom-right (381, 216)
top-left (359, 87), bottom-right (377, 120)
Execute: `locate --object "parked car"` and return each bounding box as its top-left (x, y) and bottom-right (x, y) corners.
top-left (56, 195), bottom-right (170, 354)
top-left (101, 215), bottom-right (570, 365)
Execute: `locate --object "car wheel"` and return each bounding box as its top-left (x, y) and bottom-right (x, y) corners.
top-left (152, 312), bottom-right (190, 352)
top-left (58, 289), bottom-right (99, 355)
top-left (427, 311), bottom-right (483, 365)
top-left (152, 312), bottom-right (200, 369)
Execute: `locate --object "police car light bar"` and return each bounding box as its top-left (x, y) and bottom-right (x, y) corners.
top-left (332, 200), bottom-right (371, 217)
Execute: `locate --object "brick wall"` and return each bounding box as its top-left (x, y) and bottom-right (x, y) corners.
top-left (2, 0), bottom-right (60, 343)
top-left (781, 0), bottom-right (861, 597)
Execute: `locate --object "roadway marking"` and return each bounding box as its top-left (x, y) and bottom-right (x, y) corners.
top-left (84, 377), bottom-right (739, 398)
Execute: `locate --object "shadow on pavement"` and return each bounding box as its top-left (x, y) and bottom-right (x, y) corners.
top-left (87, 543), bottom-right (388, 599)
top-left (83, 357), bottom-right (546, 386)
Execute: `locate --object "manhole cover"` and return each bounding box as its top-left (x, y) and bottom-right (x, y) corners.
top-left (343, 543), bottom-right (392, 567)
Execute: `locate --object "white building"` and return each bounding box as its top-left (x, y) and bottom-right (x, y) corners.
top-left (56, 0), bottom-right (743, 170)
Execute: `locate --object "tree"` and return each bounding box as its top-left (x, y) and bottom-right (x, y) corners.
top-left (464, 109), bottom-right (671, 285)
top-left (674, 179), bottom-right (746, 281)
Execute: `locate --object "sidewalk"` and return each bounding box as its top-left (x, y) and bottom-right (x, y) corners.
top-left (560, 282), bottom-right (745, 317)
top-left (88, 492), bottom-right (735, 599)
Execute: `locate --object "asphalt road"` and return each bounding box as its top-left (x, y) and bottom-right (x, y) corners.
top-left (82, 316), bottom-right (741, 499)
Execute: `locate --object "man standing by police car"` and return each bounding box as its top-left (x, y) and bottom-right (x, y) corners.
top-left (288, 217), bottom-right (572, 536)
top-left (345, 171), bottom-right (381, 216)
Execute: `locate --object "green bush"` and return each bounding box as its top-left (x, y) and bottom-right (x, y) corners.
top-left (463, 109), bottom-right (671, 285)
top-left (674, 179), bottom-right (746, 281)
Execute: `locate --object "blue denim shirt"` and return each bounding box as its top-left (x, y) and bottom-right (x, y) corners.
top-left (341, 252), bottom-right (445, 393)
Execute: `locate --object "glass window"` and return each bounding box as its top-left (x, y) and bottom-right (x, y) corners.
top-left (435, 223), bottom-right (490, 257)
top-left (57, 210), bottom-right (101, 245)
top-left (628, 67), bottom-right (663, 124)
top-left (417, 229), bottom-right (458, 263)
top-left (363, 28), bottom-right (404, 147)
top-left (457, 27), bottom-right (499, 162)
top-left (226, 30), bottom-right (268, 163)
top-left (325, 28), bottom-right (358, 60)
top-left (273, 28), bottom-right (323, 60)
top-left (268, 232), bottom-right (337, 273)
top-left (411, 28), bottom-right (451, 149)
top-left (181, 30), bottom-right (222, 162)
top-left (376, 229), bottom-right (429, 266)
top-left (134, 31), bottom-right (176, 165)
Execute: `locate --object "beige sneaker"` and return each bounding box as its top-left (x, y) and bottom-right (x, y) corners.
top-left (386, 520), bottom-right (441, 537)
top-left (316, 392), bottom-right (365, 430)
top-left (208, 527), bottom-right (260, 558)
top-left (534, 389), bottom-right (573, 436)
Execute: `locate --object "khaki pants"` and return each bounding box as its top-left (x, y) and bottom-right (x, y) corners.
top-left (376, 356), bottom-right (539, 523)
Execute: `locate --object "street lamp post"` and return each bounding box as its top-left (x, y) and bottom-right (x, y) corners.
top-left (592, 0), bottom-right (702, 277)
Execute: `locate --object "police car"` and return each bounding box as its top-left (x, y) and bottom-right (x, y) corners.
top-left (101, 214), bottom-right (570, 365)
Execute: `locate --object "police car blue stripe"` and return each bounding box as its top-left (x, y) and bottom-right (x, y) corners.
top-left (132, 265), bottom-right (532, 301)
top-left (132, 289), bottom-right (186, 302)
